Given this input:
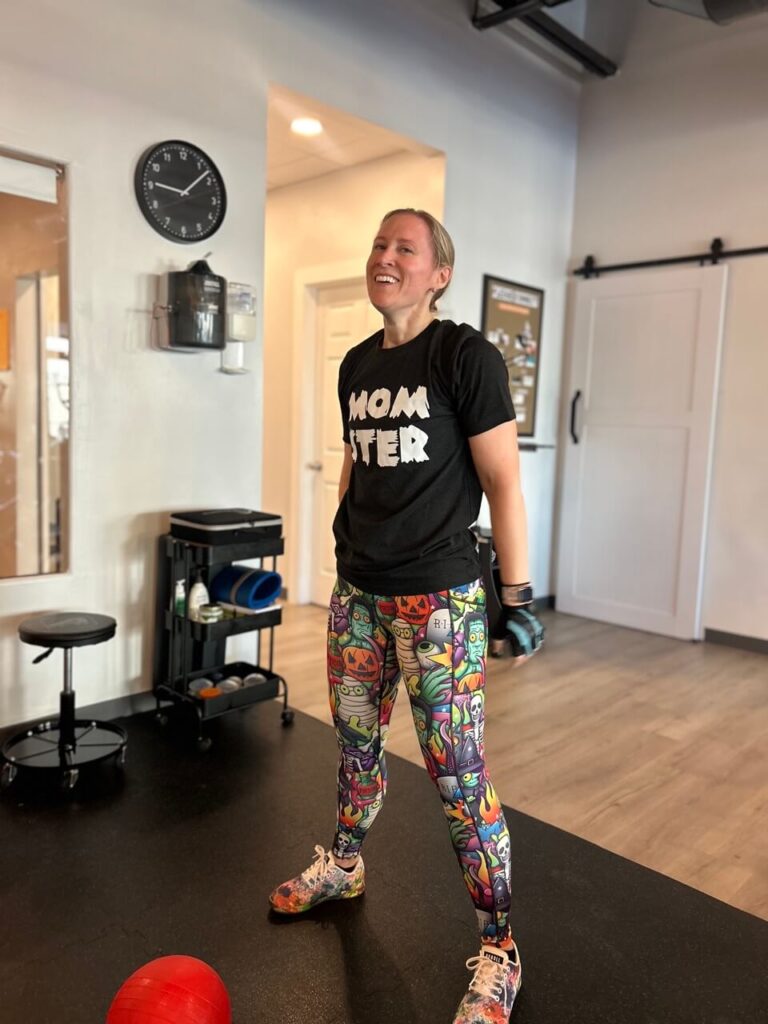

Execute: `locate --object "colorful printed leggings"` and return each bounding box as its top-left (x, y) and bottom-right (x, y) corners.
top-left (328, 576), bottom-right (512, 945)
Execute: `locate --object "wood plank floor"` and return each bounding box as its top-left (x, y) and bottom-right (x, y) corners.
top-left (273, 603), bottom-right (768, 920)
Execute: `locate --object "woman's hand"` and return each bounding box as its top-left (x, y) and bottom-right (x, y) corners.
top-left (491, 603), bottom-right (545, 665)
top-left (489, 568), bottom-right (545, 663)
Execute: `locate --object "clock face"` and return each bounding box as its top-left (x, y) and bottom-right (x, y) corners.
top-left (134, 140), bottom-right (227, 242)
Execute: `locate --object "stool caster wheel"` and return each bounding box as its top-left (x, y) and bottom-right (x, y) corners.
top-left (1, 762), bottom-right (18, 789)
top-left (118, 745), bottom-right (128, 768)
top-left (61, 768), bottom-right (79, 791)
top-left (197, 736), bottom-right (212, 753)
top-left (156, 712), bottom-right (169, 728)
top-left (281, 709), bottom-right (295, 727)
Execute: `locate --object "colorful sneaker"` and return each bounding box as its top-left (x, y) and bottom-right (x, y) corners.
top-left (452, 943), bottom-right (522, 1023)
top-left (268, 845), bottom-right (365, 914)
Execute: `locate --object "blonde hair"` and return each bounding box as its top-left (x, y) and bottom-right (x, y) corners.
top-left (380, 208), bottom-right (455, 312)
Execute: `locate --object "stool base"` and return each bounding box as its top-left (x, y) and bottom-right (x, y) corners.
top-left (1, 720), bottom-right (127, 790)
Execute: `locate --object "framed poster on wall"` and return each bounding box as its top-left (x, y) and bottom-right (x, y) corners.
top-left (480, 275), bottom-right (544, 438)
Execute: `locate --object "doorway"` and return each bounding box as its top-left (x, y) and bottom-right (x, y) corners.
top-left (307, 280), bottom-right (382, 605)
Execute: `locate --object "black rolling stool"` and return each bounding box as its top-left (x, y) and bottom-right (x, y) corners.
top-left (1, 612), bottom-right (127, 791)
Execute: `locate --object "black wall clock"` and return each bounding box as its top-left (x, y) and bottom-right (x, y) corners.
top-left (134, 140), bottom-right (227, 242)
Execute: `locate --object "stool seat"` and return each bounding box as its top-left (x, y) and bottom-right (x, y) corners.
top-left (19, 612), bottom-right (117, 649)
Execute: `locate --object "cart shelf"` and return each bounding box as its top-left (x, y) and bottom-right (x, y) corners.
top-left (163, 605), bottom-right (282, 641)
top-left (157, 664), bottom-right (281, 719)
top-left (153, 527), bottom-right (293, 747)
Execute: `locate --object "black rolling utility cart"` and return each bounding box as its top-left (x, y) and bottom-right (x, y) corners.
top-left (153, 510), bottom-right (293, 750)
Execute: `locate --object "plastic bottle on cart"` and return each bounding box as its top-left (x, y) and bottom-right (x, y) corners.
top-left (188, 572), bottom-right (210, 622)
top-left (173, 579), bottom-right (186, 616)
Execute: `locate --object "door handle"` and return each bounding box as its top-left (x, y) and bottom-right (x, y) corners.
top-left (306, 461), bottom-right (322, 471)
top-left (570, 390), bottom-right (582, 444)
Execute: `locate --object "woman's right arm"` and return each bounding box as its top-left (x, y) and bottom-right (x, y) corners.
top-left (338, 444), bottom-right (354, 503)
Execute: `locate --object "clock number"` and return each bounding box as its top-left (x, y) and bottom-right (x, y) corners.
top-left (147, 181), bottom-right (154, 190)
top-left (181, 226), bottom-right (187, 236)
top-left (152, 163), bottom-right (160, 172)
top-left (165, 216), bottom-right (171, 225)
top-left (196, 223), bottom-right (202, 232)
top-left (152, 200), bottom-right (158, 209)
top-left (211, 197), bottom-right (217, 206)
top-left (180, 150), bottom-right (187, 161)
top-left (164, 152), bottom-right (171, 162)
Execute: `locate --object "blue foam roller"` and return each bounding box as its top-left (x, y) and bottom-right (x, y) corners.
top-left (209, 564), bottom-right (282, 610)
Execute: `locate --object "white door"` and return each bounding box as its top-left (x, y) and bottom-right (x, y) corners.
top-left (556, 265), bottom-right (727, 639)
top-left (309, 283), bottom-right (381, 606)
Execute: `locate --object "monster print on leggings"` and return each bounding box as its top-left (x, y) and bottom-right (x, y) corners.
top-left (327, 577), bottom-right (512, 945)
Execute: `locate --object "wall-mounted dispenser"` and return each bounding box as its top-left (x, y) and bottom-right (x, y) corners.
top-left (154, 259), bottom-right (226, 351)
top-left (220, 281), bottom-right (257, 374)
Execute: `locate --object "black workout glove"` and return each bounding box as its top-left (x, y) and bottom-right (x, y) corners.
top-left (490, 567), bottom-right (545, 659)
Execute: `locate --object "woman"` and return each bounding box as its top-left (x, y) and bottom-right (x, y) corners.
top-left (269, 208), bottom-right (544, 1023)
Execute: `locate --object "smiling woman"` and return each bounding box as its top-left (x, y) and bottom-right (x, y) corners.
top-left (271, 207), bottom-right (544, 1024)
top-left (367, 208), bottom-right (455, 336)
top-left (0, 148), bottom-right (70, 578)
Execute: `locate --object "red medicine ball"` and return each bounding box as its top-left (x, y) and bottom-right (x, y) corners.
top-left (106, 955), bottom-right (231, 1024)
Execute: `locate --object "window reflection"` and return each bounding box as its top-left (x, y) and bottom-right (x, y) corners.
top-left (0, 151), bottom-right (69, 577)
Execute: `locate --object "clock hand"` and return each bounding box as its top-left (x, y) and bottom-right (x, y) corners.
top-left (154, 182), bottom-right (186, 194)
top-left (181, 170), bottom-right (209, 196)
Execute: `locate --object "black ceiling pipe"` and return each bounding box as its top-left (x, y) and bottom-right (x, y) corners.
top-left (472, 1), bottom-right (618, 77)
top-left (648, 0), bottom-right (768, 23)
top-left (473, 0), bottom-right (565, 31)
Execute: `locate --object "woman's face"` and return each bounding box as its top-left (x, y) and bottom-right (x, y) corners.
top-left (366, 213), bottom-right (451, 318)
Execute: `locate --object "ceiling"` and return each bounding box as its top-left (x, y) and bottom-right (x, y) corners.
top-left (267, 85), bottom-right (440, 191)
top-left (265, 5), bottom-right (637, 193)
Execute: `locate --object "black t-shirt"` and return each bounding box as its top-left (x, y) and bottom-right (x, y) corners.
top-left (333, 318), bottom-right (516, 594)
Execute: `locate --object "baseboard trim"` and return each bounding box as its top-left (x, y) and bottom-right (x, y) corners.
top-left (79, 691), bottom-right (158, 721)
top-left (0, 692), bottom-right (157, 741)
top-left (704, 629), bottom-right (768, 655)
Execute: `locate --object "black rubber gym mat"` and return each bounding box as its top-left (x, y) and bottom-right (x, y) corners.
top-left (0, 705), bottom-right (766, 1023)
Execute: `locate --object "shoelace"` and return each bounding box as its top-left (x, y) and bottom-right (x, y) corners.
top-left (301, 845), bottom-right (333, 885)
top-left (466, 955), bottom-right (508, 1004)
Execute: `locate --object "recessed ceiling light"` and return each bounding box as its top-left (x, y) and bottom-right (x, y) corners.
top-left (290, 117), bottom-right (323, 137)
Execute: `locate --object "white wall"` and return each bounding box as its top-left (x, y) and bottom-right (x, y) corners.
top-left (0, 52), bottom-right (267, 726)
top-left (0, 0), bottom-right (581, 726)
top-left (570, 5), bottom-right (768, 640)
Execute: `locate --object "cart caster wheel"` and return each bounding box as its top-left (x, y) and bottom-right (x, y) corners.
top-left (1, 762), bottom-right (18, 788)
top-left (281, 709), bottom-right (295, 727)
top-left (156, 712), bottom-right (169, 728)
top-left (197, 736), bottom-right (212, 753)
top-left (61, 768), bottom-right (79, 791)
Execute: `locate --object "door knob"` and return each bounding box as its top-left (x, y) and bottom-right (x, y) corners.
top-left (570, 390), bottom-right (582, 444)
top-left (306, 462), bottom-right (322, 471)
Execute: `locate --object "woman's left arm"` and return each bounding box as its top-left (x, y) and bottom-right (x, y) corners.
top-left (469, 418), bottom-right (544, 662)
top-left (468, 419), bottom-right (530, 591)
